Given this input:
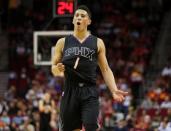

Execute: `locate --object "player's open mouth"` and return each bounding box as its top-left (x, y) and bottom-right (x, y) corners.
top-left (77, 22), bottom-right (81, 25)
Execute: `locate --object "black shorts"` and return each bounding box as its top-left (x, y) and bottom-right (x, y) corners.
top-left (59, 82), bottom-right (99, 131)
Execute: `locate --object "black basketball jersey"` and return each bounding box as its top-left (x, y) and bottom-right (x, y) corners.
top-left (62, 34), bottom-right (98, 84)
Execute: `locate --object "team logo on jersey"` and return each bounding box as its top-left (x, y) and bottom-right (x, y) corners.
top-left (64, 47), bottom-right (95, 61)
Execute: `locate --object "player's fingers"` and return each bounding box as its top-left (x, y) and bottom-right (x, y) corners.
top-left (117, 95), bottom-right (125, 102)
top-left (62, 64), bottom-right (65, 68)
top-left (57, 63), bottom-right (61, 68)
top-left (116, 97), bottom-right (122, 103)
top-left (57, 63), bottom-right (64, 71)
top-left (61, 65), bottom-right (65, 71)
top-left (113, 94), bottom-right (122, 102)
top-left (57, 63), bottom-right (63, 66)
top-left (117, 90), bottom-right (129, 96)
top-left (120, 95), bottom-right (125, 101)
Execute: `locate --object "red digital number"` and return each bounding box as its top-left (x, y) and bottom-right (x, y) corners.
top-left (57, 1), bottom-right (73, 15)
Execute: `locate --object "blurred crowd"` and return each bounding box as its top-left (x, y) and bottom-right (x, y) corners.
top-left (0, 0), bottom-right (171, 131)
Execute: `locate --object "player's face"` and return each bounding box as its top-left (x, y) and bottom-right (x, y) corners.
top-left (44, 93), bottom-right (50, 100)
top-left (73, 9), bottom-right (91, 30)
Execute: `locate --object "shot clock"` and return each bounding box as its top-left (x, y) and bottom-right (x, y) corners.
top-left (53, 0), bottom-right (77, 17)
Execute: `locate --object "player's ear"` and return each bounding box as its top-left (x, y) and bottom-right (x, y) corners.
top-left (72, 13), bottom-right (76, 24)
top-left (88, 19), bottom-right (91, 25)
top-left (72, 18), bottom-right (74, 24)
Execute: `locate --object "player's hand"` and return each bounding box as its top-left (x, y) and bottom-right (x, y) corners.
top-left (56, 63), bottom-right (65, 72)
top-left (112, 90), bottom-right (128, 102)
top-left (52, 63), bottom-right (65, 76)
top-left (44, 105), bottom-right (51, 113)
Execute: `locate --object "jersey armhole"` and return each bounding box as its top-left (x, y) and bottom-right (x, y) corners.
top-left (96, 38), bottom-right (100, 54)
top-left (62, 36), bottom-right (69, 55)
top-left (62, 38), bottom-right (66, 51)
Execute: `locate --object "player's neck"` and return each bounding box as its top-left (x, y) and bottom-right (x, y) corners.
top-left (73, 30), bottom-right (89, 41)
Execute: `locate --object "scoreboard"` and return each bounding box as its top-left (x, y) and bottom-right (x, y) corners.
top-left (53, 0), bottom-right (77, 17)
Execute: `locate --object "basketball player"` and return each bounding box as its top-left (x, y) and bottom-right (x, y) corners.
top-left (39, 92), bottom-right (55, 131)
top-left (51, 5), bottom-right (128, 131)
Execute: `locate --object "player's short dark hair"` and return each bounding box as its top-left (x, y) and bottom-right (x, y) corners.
top-left (76, 5), bottom-right (91, 19)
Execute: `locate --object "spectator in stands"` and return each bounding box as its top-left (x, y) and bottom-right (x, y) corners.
top-left (114, 120), bottom-right (128, 131)
top-left (141, 95), bottom-right (153, 109)
top-left (11, 110), bottom-right (24, 128)
top-left (160, 96), bottom-right (171, 108)
top-left (0, 111), bottom-right (10, 130)
top-left (8, 99), bottom-right (18, 116)
top-left (161, 63), bottom-right (171, 77)
top-left (4, 85), bottom-right (16, 102)
top-left (0, 97), bottom-right (8, 115)
top-left (19, 117), bottom-right (35, 131)
top-left (158, 117), bottom-right (171, 131)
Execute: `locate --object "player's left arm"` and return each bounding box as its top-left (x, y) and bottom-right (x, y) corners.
top-left (38, 100), bottom-right (45, 112)
top-left (97, 38), bottom-right (128, 102)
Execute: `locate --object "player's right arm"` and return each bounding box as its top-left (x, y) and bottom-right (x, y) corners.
top-left (51, 38), bottom-right (65, 77)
